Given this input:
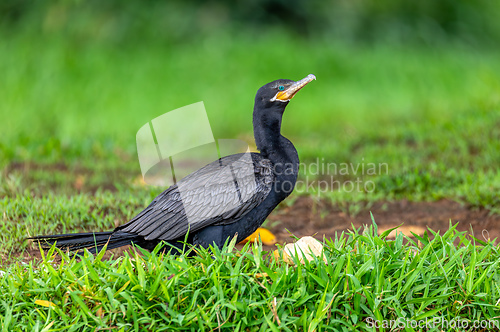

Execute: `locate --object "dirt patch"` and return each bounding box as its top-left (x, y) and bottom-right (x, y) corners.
top-left (268, 197), bottom-right (500, 245)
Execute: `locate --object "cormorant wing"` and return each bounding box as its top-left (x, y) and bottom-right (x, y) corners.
top-left (116, 152), bottom-right (274, 241)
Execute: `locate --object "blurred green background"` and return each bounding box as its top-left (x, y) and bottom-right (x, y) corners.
top-left (1, 0), bottom-right (499, 209)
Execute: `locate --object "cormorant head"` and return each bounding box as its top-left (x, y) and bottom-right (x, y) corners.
top-left (253, 74), bottom-right (315, 154)
top-left (254, 74), bottom-right (316, 110)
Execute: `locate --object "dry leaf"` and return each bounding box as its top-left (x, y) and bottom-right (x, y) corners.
top-left (240, 228), bottom-right (276, 245)
top-left (74, 175), bottom-right (85, 190)
top-left (35, 299), bottom-right (57, 308)
top-left (132, 175), bottom-right (147, 187)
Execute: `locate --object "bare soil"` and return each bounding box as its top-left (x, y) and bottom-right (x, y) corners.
top-left (268, 197), bottom-right (500, 245)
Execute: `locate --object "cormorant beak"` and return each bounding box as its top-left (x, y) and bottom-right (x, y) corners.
top-left (271, 74), bottom-right (316, 102)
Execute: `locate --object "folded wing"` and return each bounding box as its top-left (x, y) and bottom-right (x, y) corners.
top-left (117, 152), bottom-right (274, 241)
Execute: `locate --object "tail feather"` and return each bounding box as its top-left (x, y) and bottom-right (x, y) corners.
top-left (29, 231), bottom-right (138, 254)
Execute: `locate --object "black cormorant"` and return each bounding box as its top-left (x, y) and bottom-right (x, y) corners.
top-left (30, 74), bottom-right (316, 253)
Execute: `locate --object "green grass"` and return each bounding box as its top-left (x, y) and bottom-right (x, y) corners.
top-left (1, 32), bottom-right (499, 205)
top-left (0, 186), bottom-right (164, 258)
top-left (1, 32), bottom-right (499, 163)
top-left (1, 222), bottom-right (499, 331)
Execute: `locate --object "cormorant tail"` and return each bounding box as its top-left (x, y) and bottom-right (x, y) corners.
top-left (29, 231), bottom-right (138, 254)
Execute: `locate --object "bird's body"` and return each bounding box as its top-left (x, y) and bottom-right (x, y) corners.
top-left (31, 74), bottom-right (315, 254)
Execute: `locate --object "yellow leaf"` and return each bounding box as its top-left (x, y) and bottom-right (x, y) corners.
top-left (114, 280), bottom-right (130, 296)
top-left (35, 299), bottom-right (57, 308)
top-left (41, 321), bottom-right (55, 332)
top-left (241, 228), bottom-right (276, 245)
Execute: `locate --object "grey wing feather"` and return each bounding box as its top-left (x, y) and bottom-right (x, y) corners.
top-left (117, 152), bottom-right (274, 241)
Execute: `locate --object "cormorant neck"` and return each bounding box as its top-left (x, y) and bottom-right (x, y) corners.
top-left (253, 103), bottom-right (286, 159)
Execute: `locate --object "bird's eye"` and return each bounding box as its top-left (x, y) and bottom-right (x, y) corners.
top-left (278, 85), bottom-right (285, 91)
